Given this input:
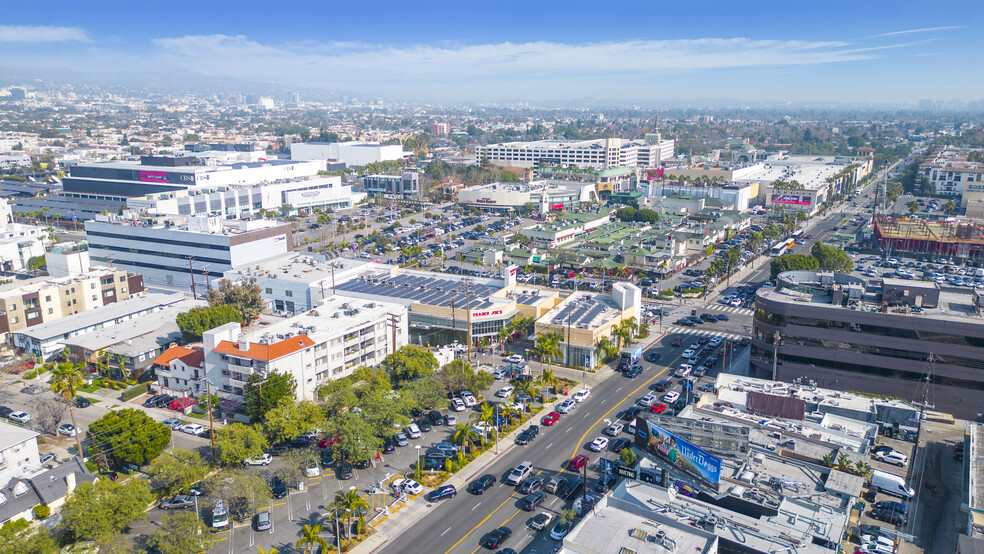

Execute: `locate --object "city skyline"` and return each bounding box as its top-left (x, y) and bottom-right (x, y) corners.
top-left (1, 1), bottom-right (982, 104)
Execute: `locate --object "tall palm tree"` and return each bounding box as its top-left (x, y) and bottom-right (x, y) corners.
top-left (296, 524), bottom-right (329, 554)
top-left (836, 453), bottom-right (851, 470)
top-left (907, 200), bottom-right (919, 215)
top-left (944, 200), bottom-right (956, 216)
top-left (330, 488), bottom-right (370, 537)
top-left (452, 423), bottom-right (480, 450)
top-left (512, 379), bottom-right (536, 412)
top-left (532, 332), bottom-right (562, 376)
top-left (595, 336), bottom-right (617, 363)
top-left (636, 321), bottom-right (650, 339)
top-left (539, 368), bottom-right (558, 391)
top-left (49, 363), bottom-right (86, 459)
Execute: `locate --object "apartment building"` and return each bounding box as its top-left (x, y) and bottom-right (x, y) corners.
top-left (85, 215), bottom-right (292, 291)
top-left (919, 147), bottom-right (984, 200)
top-left (156, 296), bottom-right (408, 401)
top-left (0, 268), bottom-right (144, 337)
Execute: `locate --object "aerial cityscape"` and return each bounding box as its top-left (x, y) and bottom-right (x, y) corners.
top-left (0, 2), bottom-right (983, 554)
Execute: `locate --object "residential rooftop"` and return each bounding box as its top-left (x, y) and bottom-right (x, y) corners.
top-left (17, 293), bottom-right (185, 341)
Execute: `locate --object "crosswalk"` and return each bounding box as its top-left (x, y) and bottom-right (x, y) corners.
top-left (704, 304), bottom-right (754, 316)
top-left (661, 326), bottom-right (746, 340)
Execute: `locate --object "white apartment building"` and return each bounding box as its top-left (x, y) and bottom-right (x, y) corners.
top-left (0, 199), bottom-right (44, 272)
top-left (290, 141), bottom-right (406, 167)
top-left (156, 296), bottom-right (408, 401)
top-left (85, 215), bottom-right (292, 291)
top-left (919, 148), bottom-right (984, 199)
top-left (477, 137), bottom-right (674, 170)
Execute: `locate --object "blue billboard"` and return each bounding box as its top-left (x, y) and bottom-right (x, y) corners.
top-left (635, 418), bottom-right (722, 490)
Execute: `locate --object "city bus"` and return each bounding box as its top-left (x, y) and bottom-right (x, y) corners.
top-left (791, 229), bottom-right (804, 240)
top-left (771, 238), bottom-right (795, 256)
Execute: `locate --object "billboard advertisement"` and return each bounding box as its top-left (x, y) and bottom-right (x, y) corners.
top-left (646, 168), bottom-right (665, 181)
top-left (772, 194), bottom-right (811, 206)
top-left (635, 418), bottom-right (722, 490)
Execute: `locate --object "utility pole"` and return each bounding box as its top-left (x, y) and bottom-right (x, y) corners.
top-left (205, 380), bottom-right (217, 462)
top-left (188, 256), bottom-right (197, 300)
top-left (203, 266), bottom-right (211, 292)
top-left (387, 313), bottom-right (401, 357)
top-left (462, 279), bottom-right (474, 362)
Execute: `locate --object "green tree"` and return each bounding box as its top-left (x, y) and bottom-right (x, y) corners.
top-left (205, 278), bottom-right (265, 323)
top-left (88, 409), bottom-right (170, 468)
top-left (213, 423), bottom-right (269, 466)
top-left (383, 345), bottom-right (438, 383)
top-left (620, 447), bottom-right (638, 467)
top-left (175, 304), bottom-right (243, 341)
top-left (436, 359), bottom-right (478, 395)
top-left (244, 371), bottom-right (297, 422)
top-left (296, 524), bottom-right (329, 554)
top-left (60, 478), bottom-right (153, 541)
top-left (770, 253), bottom-right (819, 280)
top-left (279, 448), bottom-right (320, 485)
top-left (907, 200), bottom-right (919, 215)
top-left (48, 361), bottom-right (86, 458)
top-left (532, 332), bottom-right (562, 375)
top-left (145, 511), bottom-right (213, 554)
top-left (263, 399), bottom-right (327, 444)
top-left (810, 242), bottom-right (854, 273)
top-left (400, 373), bottom-right (447, 411)
top-left (324, 411), bottom-right (380, 465)
top-left (452, 423), bottom-right (481, 451)
top-left (146, 449), bottom-right (209, 498)
top-left (0, 519), bottom-right (58, 554)
top-left (203, 468), bottom-right (272, 521)
top-left (595, 336), bottom-right (618, 363)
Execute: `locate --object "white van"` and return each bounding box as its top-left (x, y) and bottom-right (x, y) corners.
top-left (870, 469), bottom-right (915, 498)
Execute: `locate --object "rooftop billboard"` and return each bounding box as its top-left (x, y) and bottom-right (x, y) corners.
top-left (635, 417), bottom-right (722, 490)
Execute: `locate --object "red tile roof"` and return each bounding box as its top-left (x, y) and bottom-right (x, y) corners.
top-left (153, 346), bottom-right (198, 366)
top-left (213, 334), bottom-right (315, 362)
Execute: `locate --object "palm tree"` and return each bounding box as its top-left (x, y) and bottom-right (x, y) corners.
top-left (854, 460), bottom-right (872, 481)
top-left (944, 200), bottom-right (956, 216)
top-left (512, 379), bottom-right (536, 412)
top-left (539, 368), bottom-right (558, 392)
top-left (595, 336), bottom-right (617, 364)
top-left (296, 524), bottom-right (329, 554)
top-left (532, 332), bottom-right (562, 376)
top-left (452, 423), bottom-right (480, 450)
top-left (822, 453), bottom-right (836, 468)
top-left (836, 453), bottom-right (851, 470)
top-left (636, 321), bottom-right (650, 339)
top-left (331, 488), bottom-right (370, 536)
top-left (49, 363), bottom-right (86, 459)
top-left (907, 200), bottom-right (919, 215)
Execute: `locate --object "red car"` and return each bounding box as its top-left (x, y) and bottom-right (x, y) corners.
top-left (541, 412), bottom-right (560, 426)
top-left (649, 403), bottom-right (666, 414)
top-left (318, 436), bottom-right (341, 448)
top-left (671, 335), bottom-right (683, 347)
top-left (569, 455), bottom-right (589, 471)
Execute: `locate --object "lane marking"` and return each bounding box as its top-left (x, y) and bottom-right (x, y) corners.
top-left (442, 493), bottom-right (517, 553)
top-left (472, 502), bottom-right (481, 511)
top-left (545, 442), bottom-right (553, 450)
top-left (441, 527), bottom-right (453, 537)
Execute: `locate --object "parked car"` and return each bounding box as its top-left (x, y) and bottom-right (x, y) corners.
top-left (541, 411), bottom-right (560, 426)
top-left (7, 411), bottom-right (30, 424)
top-left (427, 484), bottom-right (457, 502)
top-left (518, 476), bottom-right (544, 494)
top-left (605, 423), bottom-right (623, 436)
top-left (255, 510), bottom-right (272, 531)
top-left (519, 491), bottom-right (546, 511)
top-left (244, 453), bottom-right (273, 466)
top-left (160, 495), bottom-right (195, 510)
top-left (57, 423), bottom-right (77, 437)
top-left (506, 461), bottom-right (534, 485)
top-left (515, 425), bottom-right (539, 445)
top-left (572, 389), bottom-right (591, 403)
top-left (569, 455), bottom-right (589, 471)
top-left (181, 424), bottom-right (204, 435)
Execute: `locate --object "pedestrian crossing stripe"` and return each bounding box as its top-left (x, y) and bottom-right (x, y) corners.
top-left (704, 304), bottom-right (753, 314)
top-left (663, 327), bottom-right (745, 340)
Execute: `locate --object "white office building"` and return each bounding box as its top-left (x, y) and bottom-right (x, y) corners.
top-left (85, 215), bottom-right (293, 291)
top-left (291, 141), bottom-right (406, 167)
top-left (0, 199), bottom-right (44, 272)
top-left (477, 137), bottom-right (674, 169)
top-left (155, 296), bottom-right (408, 401)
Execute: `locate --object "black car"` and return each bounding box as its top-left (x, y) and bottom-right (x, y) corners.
top-left (382, 437), bottom-right (396, 454)
top-left (653, 379), bottom-right (672, 392)
top-left (562, 480), bottom-right (585, 501)
top-left (609, 438), bottom-right (630, 453)
top-left (289, 436), bottom-right (311, 447)
top-left (716, 314), bottom-right (730, 321)
top-left (417, 420), bottom-right (433, 433)
top-left (320, 450), bottom-right (335, 467)
top-left (699, 313), bottom-right (717, 322)
top-left (427, 484), bottom-right (457, 502)
top-left (269, 445), bottom-right (290, 456)
top-left (469, 474), bottom-right (497, 495)
top-left (872, 507), bottom-right (907, 526)
top-left (675, 319), bottom-right (696, 327)
top-left (645, 351), bottom-right (662, 362)
top-left (482, 526), bottom-right (512, 549)
top-left (595, 473), bottom-right (617, 493)
top-left (271, 478), bottom-right (288, 499)
top-left (621, 406), bottom-right (642, 421)
top-left (0, 406), bottom-right (13, 418)
top-left (143, 394), bottom-right (163, 407)
top-left (515, 425), bottom-right (539, 445)
top-left (625, 366), bottom-right (643, 378)
top-left (416, 457), bottom-right (445, 471)
top-left (426, 448), bottom-right (452, 460)
top-left (428, 410), bottom-right (446, 425)
top-left (519, 491), bottom-right (546, 511)
top-left (518, 476), bottom-right (544, 494)
top-left (335, 462), bottom-right (354, 480)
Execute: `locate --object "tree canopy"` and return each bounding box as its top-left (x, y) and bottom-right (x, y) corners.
top-left (770, 253), bottom-right (819, 279)
top-left (213, 423), bottom-right (269, 466)
top-left (244, 371), bottom-right (297, 422)
top-left (145, 511), bottom-right (213, 554)
top-left (146, 449), bottom-right (209, 497)
top-left (176, 304), bottom-right (243, 341)
top-left (811, 242), bottom-right (854, 273)
top-left (263, 399), bottom-right (327, 444)
top-left (60, 478), bottom-right (153, 541)
top-left (88, 409), bottom-right (170, 468)
top-left (383, 345), bottom-right (438, 383)
top-left (206, 278), bottom-right (265, 323)
top-left (436, 359), bottom-right (493, 395)
top-left (615, 207), bottom-right (660, 224)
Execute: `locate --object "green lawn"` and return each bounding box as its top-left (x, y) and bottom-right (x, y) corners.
top-left (79, 383), bottom-right (103, 393)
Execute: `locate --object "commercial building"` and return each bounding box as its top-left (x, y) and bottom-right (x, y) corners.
top-left (0, 267), bottom-right (144, 338)
top-left (477, 137), bottom-right (674, 170)
top-left (752, 270), bottom-right (984, 419)
top-left (62, 155), bottom-right (324, 202)
top-left (362, 172), bottom-right (420, 197)
top-left (521, 211), bottom-right (613, 249)
top-left (85, 215), bottom-right (293, 291)
top-left (872, 217), bottom-right (984, 259)
top-left (456, 181), bottom-right (598, 214)
top-left (533, 283), bottom-right (641, 368)
top-left (290, 141), bottom-right (406, 167)
top-left (918, 147), bottom-right (984, 200)
top-left (155, 296), bottom-right (408, 401)
top-left (12, 292), bottom-right (185, 360)
top-left (429, 123), bottom-right (450, 135)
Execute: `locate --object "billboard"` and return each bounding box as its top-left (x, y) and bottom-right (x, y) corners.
top-left (772, 194), bottom-right (811, 206)
top-left (635, 418), bottom-right (722, 490)
top-left (648, 415), bottom-right (750, 457)
top-left (646, 168), bottom-right (665, 181)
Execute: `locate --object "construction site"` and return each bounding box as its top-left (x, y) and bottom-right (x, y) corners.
top-left (873, 217), bottom-right (984, 259)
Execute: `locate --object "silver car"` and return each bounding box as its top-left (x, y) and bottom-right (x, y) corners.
top-left (255, 510), bottom-right (272, 531)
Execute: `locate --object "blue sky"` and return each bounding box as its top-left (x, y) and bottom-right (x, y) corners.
top-left (1, 1), bottom-right (981, 104)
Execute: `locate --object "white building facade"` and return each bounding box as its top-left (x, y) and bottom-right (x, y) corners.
top-left (291, 141), bottom-right (406, 167)
top-left (477, 138), bottom-right (674, 169)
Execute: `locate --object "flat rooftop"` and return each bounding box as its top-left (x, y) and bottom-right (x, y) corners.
top-left (17, 293), bottom-right (185, 341)
top-left (233, 253), bottom-right (374, 285)
top-left (61, 302), bottom-right (197, 354)
top-left (246, 296), bottom-right (405, 341)
top-left (334, 271), bottom-right (502, 310)
top-left (539, 291), bottom-right (621, 329)
top-left (0, 267), bottom-right (121, 296)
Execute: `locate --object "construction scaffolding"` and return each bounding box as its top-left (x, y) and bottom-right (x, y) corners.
top-left (873, 217), bottom-right (984, 259)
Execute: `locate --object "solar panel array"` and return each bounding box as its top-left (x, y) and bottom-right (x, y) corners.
top-left (336, 273), bottom-right (499, 310)
top-left (550, 295), bottom-right (613, 327)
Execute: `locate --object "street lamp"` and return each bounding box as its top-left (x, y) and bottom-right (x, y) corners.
top-left (414, 445), bottom-right (422, 478)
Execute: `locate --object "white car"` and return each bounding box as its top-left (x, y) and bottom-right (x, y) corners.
top-left (7, 411), bottom-right (30, 424)
top-left (445, 413), bottom-right (457, 425)
top-left (181, 423), bottom-right (204, 435)
top-left (709, 338), bottom-right (722, 348)
top-left (495, 386), bottom-right (514, 398)
top-left (506, 461), bottom-right (534, 485)
top-left (875, 450), bottom-right (909, 467)
top-left (392, 477), bottom-right (423, 495)
top-left (305, 465), bottom-right (320, 478)
top-left (589, 437), bottom-right (609, 452)
top-left (461, 391), bottom-right (478, 407)
top-left (681, 349), bottom-right (694, 359)
top-left (57, 423), bottom-right (77, 437)
top-left (406, 423), bottom-right (422, 439)
top-left (451, 398), bottom-right (466, 412)
top-left (638, 393), bottom-right (658, 407)
top-left (506, 354), bottom-right (524, 364)
top-left (572, 390), bottom-right (591, 403)
top-left (493, 369), bottom-right (508, 380)
top-left (675, 365), bottom-right (692, 378)
top-left (162, 418), bottom-right (183, 430)
top-left (244, 453), bottom-right (273, 466)
top-left (557, 399), bottom-right (576, 414)
top-left (662, 391), bottom-right (680, 404)
top-left (730, 298), bottom-right (743, 307)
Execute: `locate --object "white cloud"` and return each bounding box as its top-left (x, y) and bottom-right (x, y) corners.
top-left (870, 26), bottom-right (963, 38)
top-left (0, 25), bottom-right (89, 43)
